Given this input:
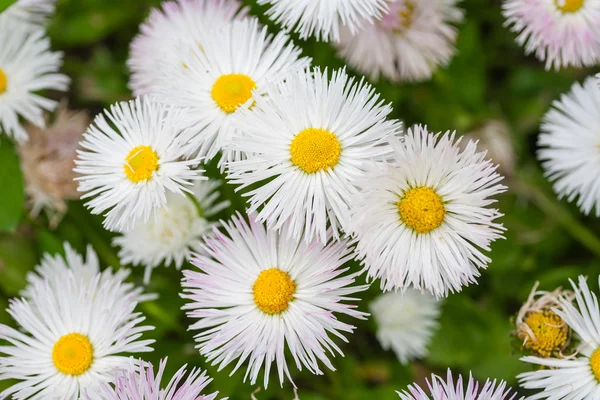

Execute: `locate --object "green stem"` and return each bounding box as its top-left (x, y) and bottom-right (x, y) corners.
top-left (185, 191), bottom-right (204, 218)
top-left (513, 175), bottom-right (600, 258)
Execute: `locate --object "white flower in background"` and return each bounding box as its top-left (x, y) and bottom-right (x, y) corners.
top-left (227, 67), bottom-right (400, 244)
top-left (350, 125), bottom-right (506, 298)
top-left (0, 22), bottom-right (69, 141)
top-left (518, 276), bottom-right (600, 399)
top-left (98, 358), bottom-right (219, 400)
top-left (0, 267), bottom-right (155, 399)
top-left (370, 288), bottom-right (441, 364)
top-left (21, 242), bottom-right (155, 303)
top-left (335, 0), bottom-right (463, 82)
top-left (159, 17), bottom-right (310, 161)
top-left (74, 96), bottom-right (202, 232)
top-left (0, 0), bottom-right (57, 28)
top-left (463, 120), bottom-right (515, 178)
top-left (503, 0), bottom-right (600, 70)
top-left (181, 213), bottom-right (368, 388)
top-left (256, 0), bottom-right (391, 42)
top-left (128, 0), bottom-right (247, 96)
top-left (114, 179), bottom-right (230, 284)
top-left (398, 370), bottom-right (522, 399)
top-left (538, 77), bottom-right (600, 216)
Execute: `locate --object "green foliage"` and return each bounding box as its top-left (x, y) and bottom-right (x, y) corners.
top-left (0, 139), bottom-right (24, 233)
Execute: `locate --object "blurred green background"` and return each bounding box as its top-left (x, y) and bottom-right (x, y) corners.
top-left (1, 0), bottom-right (600, 398)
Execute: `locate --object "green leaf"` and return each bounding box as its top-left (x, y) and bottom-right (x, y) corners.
top-left (0, 139), bottom-right (24, 232)
top-left (0, 0), bottom-right (15, 13)
top-left (0, 234), bottom-right (37, 296)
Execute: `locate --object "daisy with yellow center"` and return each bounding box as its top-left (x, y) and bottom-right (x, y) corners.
top-left (181, 213), bottom-right (368, 388)
top-left (0, 255), bottom-right (155, 399)
top-left (75, 96), bottom-right (203, 232)
top-left (227, 67), bottom-right (401, 244)
top-left (519, 276), bottom-right (600, 398)
top-left (503, 0), bottom-right (600, 69)
top-left (158, 17), bottom-right (310, 162)
top-left (335, 0), bottom-right (464, 83)
top-left (350, 125), bottom-right (506, 298)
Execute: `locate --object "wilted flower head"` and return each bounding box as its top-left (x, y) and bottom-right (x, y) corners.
top-left (463, 120), bottom-right (515, 178)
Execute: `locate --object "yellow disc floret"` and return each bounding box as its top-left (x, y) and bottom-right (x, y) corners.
top-left (124, 145), bottom-right (159, 183)
top-left (397, 187), bottom-right (445, 234)
top-left (519, 311), bottom-right (568, 357)
top-left (211, 74), bottom-right (256, 113)
top-left (398, 1), bottom-right (415, 29)
top-left (591, 347), bottom-right (600, 382)
top-left (0, 68), bottom-right (7, 94)
top-left (555, 0), bottom-right (584, 13)
top-left (253, 268), bottom-right (296, 315)
top-left (52, 333), bottom-right (94, 376)
top-left (290, 128), bottom-right (341, 173)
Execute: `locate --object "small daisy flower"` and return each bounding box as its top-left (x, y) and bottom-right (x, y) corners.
top-left (398, 370), bottom-right (522, 400)
top-left (113, 179), bottom-right (230, 284)
top-left (503, 0), bottom-right (600, 70)
top-left (226, 67), bottom-right (400, 244)
top-left (159, 17), bottom-right (310, 161)
top-left (21, 242), bottom-right (156, 304)
top-left (538, 76), bottom-right (600, 216)
top-left (256, 0), bottom-right (391, 42)
top-left (350, 125), bottom-right (506, 298)
top-left (0, 22), bottom-right (69, 142)
top-left (74, 96), bottom-right (202, 232)
top-left (128, 0), bottom-right (247, 96)
top-left (0, 266), bottom-right (155, 399)
top-left (518, 276), bottom-right (600, 399)
top-left (335, 0), bottom-right (464, 82)
top-left (0, 0), bottom-right (57, 28)
top-left (370, 288), bottom-right (441, 364)
top-left (181, 213), bottom-right (368, 388)
top-left (98, 358), bottom-right (219, 400)
top-left (515, 282), bottom-right (574, 358)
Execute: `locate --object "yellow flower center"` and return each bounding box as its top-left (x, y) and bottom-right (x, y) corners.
top-left (290, 128), bottom-right (341, 173)
top-left (252, 268), bottom-right (296, 315)
top-left (123, 145), bottom-right (159, 183)
top-left (591, 347), bottom-right (600, 382)
top-left (211, 74), bottom-right (256, 114)
top-left (397, 187), bottom-right (445, 234)
top-left (398, 2), bottom-right (415, 29)
top-left (555, 0), bottom-right (584, 13)
top-left (0, 68), bottom-right (7, 94)
top-left (519, 311), bottom-right (568, 357)
top-left (52, 333), bottom-right (93, 376)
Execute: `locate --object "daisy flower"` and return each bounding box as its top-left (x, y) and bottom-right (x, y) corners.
top-left (128, 0), bottom-right (247, 96)
top-left (503, 0), bottom-right (600, 70)
top-left (98, 358), bottom-right (219, 400)
top-left (335, 0), bottom-right (464, 82)
top-left (21, 242), bottom-right (155, 304)
top-left (0, 0), bottom-right (57, 28)
top-left (538, 76), bottom-right (600, 216)
top-left (74, 96), bottom-right (202, 232)
top-left (398, 370), bottom-right (522, 399)
top-left (0, 21), bottom-right (69, 141)
top-left (181, 213), bottom-right (368, 388)
top-left (370, 288), bottom-right (441, 364)
top-left (350, 125), bottom-right (506, 298)
top-left (226, 67), bottom-right (400, 244)
top-left (515, 281), bottom-right (574, 358)
top-left (159, 17), bottom-right (310, 161)
top-left (0, 266), bottom-right (155, 399)
top-left (256, 0), bottom-right (391, 42)
top-left (113, 179), bottom-right (230, 284)
top-left (518, 276), bottom-right (600, 399)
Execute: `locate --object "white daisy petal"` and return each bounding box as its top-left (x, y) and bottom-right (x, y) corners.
top-left (257, 0), bottom-right (391, 42)
top-left (538, 76), bottom-right (600, 216)
top-left (128, 0), bottom-right (247, 96)
top-left (74, 95), bottom-right (203, 232)
top-left (158, 17), bottom-right (310, 161)
top-left (350, 125), bottom-right (506, 298)
top-left (335, 0), bottom-right (463, 82)
top-left (226, 67), bottom-right (400, 244)
top-left (181, 213), bottom-right (368, 388)
top-left (0, 0), bottom-right (57, 28)
top-left (503, 0), bottom-right (600, 70)
top-left (0, 21), bottom-right (69, 141)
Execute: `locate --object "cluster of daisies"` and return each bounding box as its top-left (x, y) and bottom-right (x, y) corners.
top-left (2, 0), bottom-right (600, 398)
